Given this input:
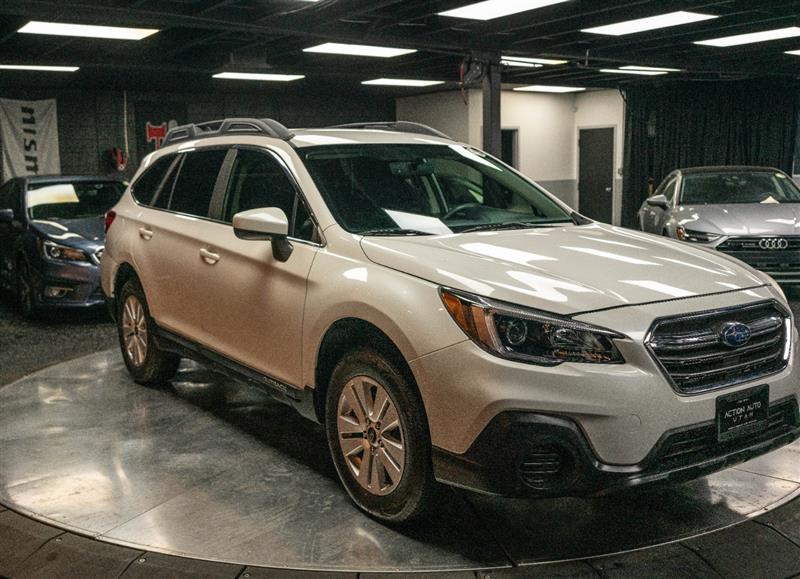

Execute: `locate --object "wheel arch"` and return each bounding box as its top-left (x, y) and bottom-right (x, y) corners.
top-left (312, 317), bottom-right (421, 426)
top-left (113, 262), bottom-right (139, 301)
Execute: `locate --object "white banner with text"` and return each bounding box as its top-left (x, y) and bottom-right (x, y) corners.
top-left (0, 98), bottom-right (61, 182)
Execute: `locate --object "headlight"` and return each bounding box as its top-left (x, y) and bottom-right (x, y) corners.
top-left (439, 288), bottom-right (625, 365)
top-left (675, 226), bottom-right (720, 243)
top-left (42, 240), bottom-right (89, 262)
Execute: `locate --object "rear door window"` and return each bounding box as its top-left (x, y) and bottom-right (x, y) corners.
top-left (168, 149), bottom-right (228, 218)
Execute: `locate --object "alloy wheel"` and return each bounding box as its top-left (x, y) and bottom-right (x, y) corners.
top-left (336, 375), bottom-right (406, 496)
top-left (122, 295), bottom-right (148, 367)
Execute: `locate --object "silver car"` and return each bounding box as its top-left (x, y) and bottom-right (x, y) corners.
top-left (638, 166), bottom-right (800, 284)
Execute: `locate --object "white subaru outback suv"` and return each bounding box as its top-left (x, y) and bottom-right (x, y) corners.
top-left (102, 118), bottom-right (800, 524)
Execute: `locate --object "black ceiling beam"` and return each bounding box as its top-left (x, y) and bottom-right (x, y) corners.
top-left (0, 0), bottom-right (484, 54)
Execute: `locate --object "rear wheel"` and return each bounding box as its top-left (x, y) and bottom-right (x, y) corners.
top-left (325, 348), bottom-right (437, 524)
top-left (117, 278), bottom-right (180, 386)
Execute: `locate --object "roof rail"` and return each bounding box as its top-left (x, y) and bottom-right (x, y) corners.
top-left (328, 121), bottom-right (451, 140)
top-left (162, 118), bottom-right (294, 147)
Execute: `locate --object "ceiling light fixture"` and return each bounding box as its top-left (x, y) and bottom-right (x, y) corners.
top-left (18, 20), bottom-right (159, 40)
top-left (303, 42), bottom-right (416, 58)
top-left (0, 64), bottom-right (79, 72)
top-left (439, 0), bottom-right (570, 21)
top-left (620, 65), bottom-right (682, 72)
top-left (213, 72), bottom-right (305, 81)
top-left (582, 11), bottom-right (717, 36)
top-left (504, 56), bottom-right (568, 65)
top-left (500, 59), bottom-right (542, 68)
top-left (786, 49), bottom-right (800, 56)
top-left (600, 68), bottom-right (668, 76)
top-left (696, 26), bottom-right (800, 47)
top-left (513, 85), bottom-right (585, 93)
top-left (362, 78), bottom-right (444, 87)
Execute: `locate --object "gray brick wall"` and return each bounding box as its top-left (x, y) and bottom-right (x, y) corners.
top-left (0, 88), bottom-right (395, 181)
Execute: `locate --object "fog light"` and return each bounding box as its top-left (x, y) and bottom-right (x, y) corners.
top-left (44, 286), bottom-right (72, 299)
top-left (518, 444), bottom-right (577, 492)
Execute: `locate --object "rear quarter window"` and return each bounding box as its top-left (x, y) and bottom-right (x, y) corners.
top-left (130, 155), bottom-right (176, 205)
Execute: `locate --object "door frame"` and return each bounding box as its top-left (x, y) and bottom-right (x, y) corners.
top-left (576, 124), bottom-right (618, 225)
top-left (501, 126), bottom-right (520, 169)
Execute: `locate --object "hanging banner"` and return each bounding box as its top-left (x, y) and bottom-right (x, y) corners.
top-left (0, 98), bottom-right (61, 182)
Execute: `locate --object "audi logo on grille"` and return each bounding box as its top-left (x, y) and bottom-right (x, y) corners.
top-left (758, 238), bottom-right (789, 250)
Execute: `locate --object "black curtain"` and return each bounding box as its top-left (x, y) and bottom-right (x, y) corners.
top-left (622, 79), bottom-right (798, 227)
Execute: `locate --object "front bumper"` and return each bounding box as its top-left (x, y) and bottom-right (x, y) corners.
top-left (31, 259), bottom-right (104, 309)
top-left (432, 398), bottom-right (800, 497)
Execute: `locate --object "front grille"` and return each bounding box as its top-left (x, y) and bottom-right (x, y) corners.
top-left (718, 236), bottom-right (800, 252)
top-left (646, 301), bottom-right (790, 394)
top-left (653, 399), bottom-right (798, 471)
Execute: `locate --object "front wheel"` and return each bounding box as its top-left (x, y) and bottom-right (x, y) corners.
top-left (16, 261), bottom-right (37, 319)
top-left (117, 278), bottom-right (180, 386)
top-left (325, 348), bottom-right (437, 524)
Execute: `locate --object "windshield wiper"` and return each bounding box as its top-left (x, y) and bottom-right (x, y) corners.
top-left (460, 220), bottom-right (572, 233)
top-left (359, 228), bottom-right (435, 237)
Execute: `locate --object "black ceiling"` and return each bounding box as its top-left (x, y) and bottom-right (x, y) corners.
top-left (1, 0), bottom-right (800, 93)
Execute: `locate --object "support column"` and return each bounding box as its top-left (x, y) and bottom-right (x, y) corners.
top-left (482, 54), bottom-right (502, 157)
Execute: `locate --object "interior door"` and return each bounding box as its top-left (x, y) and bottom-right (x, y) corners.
top-left (195, 147), bottom-right (318, 388)
top-left (578, 128), bottom-right (614, 223)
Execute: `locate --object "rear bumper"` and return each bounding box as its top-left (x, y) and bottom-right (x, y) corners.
top-left (432, 397), bottom-right (800, 497)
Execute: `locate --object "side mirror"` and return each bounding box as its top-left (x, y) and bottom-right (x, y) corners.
top-left (0, 208), bottom-right (13, 223)
top-left (645, 194), bottom-right (668, 210)
top-left (232, 207), bottom-right (293, 262)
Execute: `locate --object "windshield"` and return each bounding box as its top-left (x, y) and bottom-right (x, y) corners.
top-left (680, 171), bottom-right (800, 205)
top-left (298, 144), bottom-right (572, 234)
top-left (27, 181), bottom-right (125, 220)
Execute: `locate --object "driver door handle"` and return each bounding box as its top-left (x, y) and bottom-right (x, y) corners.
top-left (138, 227), bottom-right (153, 241)
top-left (200, 248), bottom-right (220, 265)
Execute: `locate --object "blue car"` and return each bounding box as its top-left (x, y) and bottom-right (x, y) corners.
top-left (0, 175), bottom-right (125, 317)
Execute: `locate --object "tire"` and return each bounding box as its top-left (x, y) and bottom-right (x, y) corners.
top-left (117, 277), bottom-right (180, 386)
top-left (15, 260), bottom-right (37, 319)
top-left (325, 348), bottom-right (437, 524)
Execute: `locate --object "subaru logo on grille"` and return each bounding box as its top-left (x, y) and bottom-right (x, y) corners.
top-left (759, 237), bottom-right (789, 250)
top-left (721, 322), bottom-right (751, 348)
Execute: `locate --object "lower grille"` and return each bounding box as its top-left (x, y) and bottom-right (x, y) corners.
top-left (646, 301), bottom-right (790, 394)
top-left (654, 399), bottom-right (798, 471)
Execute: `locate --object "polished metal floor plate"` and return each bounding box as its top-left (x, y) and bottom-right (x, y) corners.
top-left (0, 351), bottom-right (798, 572)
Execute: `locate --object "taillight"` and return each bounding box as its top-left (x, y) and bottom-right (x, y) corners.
top-left (104, 211), bottom-right (116, 234)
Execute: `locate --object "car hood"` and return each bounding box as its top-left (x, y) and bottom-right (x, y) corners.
top-left (360, 222), bottom-right (765, 315)
top-left (29, 216), bottom-right (105, 250)
top-left (674, 203), bottom-right (800, 236)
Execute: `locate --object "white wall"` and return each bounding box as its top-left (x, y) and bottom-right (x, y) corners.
top-left (396, 91), bottom-right (471, 144)
top-left (395, 88), bottom-right (626, 223)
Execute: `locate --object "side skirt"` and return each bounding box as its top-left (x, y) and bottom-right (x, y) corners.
top-left (154, 327), bottom-right (319, 422)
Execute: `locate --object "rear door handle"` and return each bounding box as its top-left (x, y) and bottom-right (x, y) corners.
top-left (138, 227), bottom-right (153, 241)
top-left (200, 248), bottom-right (220, 265)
